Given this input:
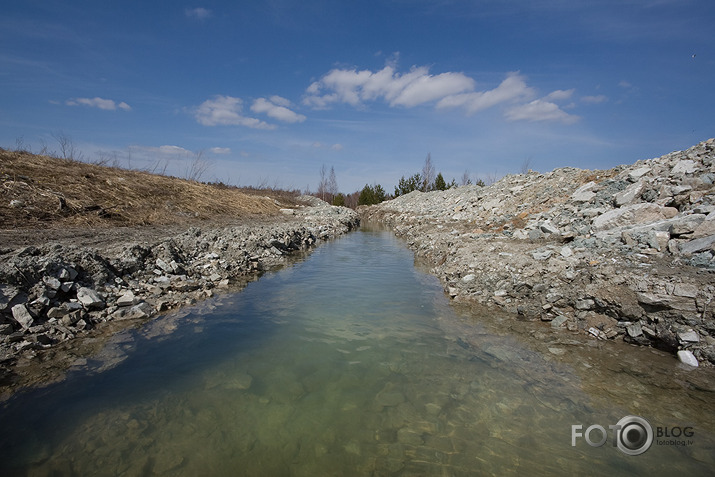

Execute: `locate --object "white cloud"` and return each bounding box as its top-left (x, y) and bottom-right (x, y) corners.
top-left (209, 147), bottom-right (231, 154)
top-left (544, 89), bottom-right (574, 101)
top-left (581, 94), bottom-right (608, 104)
top-left (157, 145), bottom-right (192, 155)
top-left (505, 99), bottom-right (579, 124)
top-left (251, 97), bottom-right (306, 123)
top-left (331, 143), bottom-right (343, 151)
top-left (195, 95), bottom-right (275, 129)
top-left (66, 96), bottom-right (131, 111)
top-left (303, 65), bottom-right (474, 109)
top-left (436, 72), bottom-right (535, 114)
top-left (185, 7), bottom-right (212, 20)
top-left (618, 80), bottom-right (632, 88)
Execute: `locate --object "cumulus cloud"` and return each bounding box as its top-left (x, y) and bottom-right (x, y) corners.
top-left (303, 65), bottom-right (474, 109)
top-left (209, 147), bottom-right (231, 154)
top-left (436, 72), bottom-right (534, 114)
top-left (251, 96), bottom-right (306, 123)
top-left (505, 99), bottom-right (579, 124)
top-left (581, 94), bottom-right (608, 104)
top-left (185, 7), bottom-right (212, 20)
top-left (66, 97), bottom-right (131, 111)
top-left (544, 89), bottom-right (574, 101)
top-left (303, 64), bottom-right (581, 125)
top-left (195, 95), bottom-right (275, 129)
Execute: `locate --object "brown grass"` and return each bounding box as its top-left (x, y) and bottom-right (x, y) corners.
top-left (0, 149), bottom-right (298, 229)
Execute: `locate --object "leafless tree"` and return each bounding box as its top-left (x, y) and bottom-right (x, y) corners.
top-left (421, 153), bottom-right (435, 191)
top-left (185, 149), bottom-right (211, 182)
top-left (52, 131), bottom-right (83, 161)
top-left (461, 169), bottom-right (472, 186)
top-left (328, 166), bottom-right (338, 202)
top-left (317, 164), bottom-right (328, 201)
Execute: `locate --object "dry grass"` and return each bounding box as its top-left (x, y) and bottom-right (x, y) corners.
top-left (0, 149), bottom-right (297, 229)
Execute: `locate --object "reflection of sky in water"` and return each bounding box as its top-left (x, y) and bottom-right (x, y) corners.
top-left (0, 228), bottom-right (713, 475)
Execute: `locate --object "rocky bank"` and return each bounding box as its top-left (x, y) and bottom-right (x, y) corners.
top-left (0, 197), bottom-right (358, 393)
top-left (361, 139), bottom-right (715, 367)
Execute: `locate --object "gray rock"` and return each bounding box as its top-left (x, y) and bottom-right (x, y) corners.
top-left (679, 234), bottom-right (715, 255)
top-left (677, 350), bottom-right (699, 367)
top-left (116, 291), bottom-right (137, 307)
top-left (0, 285), bottom-right (20, 311)
top-left (669, 214), bottom-right (706, 237)
top-left (58, 267), bottom-right (78, 281)
top-left (614, 180), bottom-right (645, 207)
top-left (571, 182), bottom-right (597, 203)
top-left (532, 249), bottom-right (553, 260)
top-left (678, 330), bottom-right (700, 343)
top-left (11, 304), bottom-right (34, 330)
top-left (539, 221), bottom-right (560, 235)
top-left (112, 302), bottom-right (153, 320)
top-left (671, 160), bottom-right (699, 175)
top-left (551, 315), bottom-right (569, 328)
top-left (560, 246), bottom-right (574, 258)
top-left (43, 276), bottom-right (62, 290)
top-left (626, 322), bottom-right (643, 338)
top-left (628, 167), bottom-right (651, 181)
top-left (155, 258), bottom-right (173, 273)
top-left (673, 284), bottom-right (698, 298)
top-left (575, 299), bottom-right (595, 310)
top-left (592, 204), bottom-right (678, 232)
top-left (76, 287), bottom-right (105, 310)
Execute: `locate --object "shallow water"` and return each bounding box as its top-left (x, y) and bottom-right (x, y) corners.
top-left (0, 227), bottom-right (713, 476)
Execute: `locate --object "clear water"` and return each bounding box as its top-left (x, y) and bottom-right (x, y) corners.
top-left (0, 227), bottom-right (713, 476)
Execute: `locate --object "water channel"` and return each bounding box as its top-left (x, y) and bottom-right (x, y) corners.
top-left (0, 226), bottom-right (713, 475)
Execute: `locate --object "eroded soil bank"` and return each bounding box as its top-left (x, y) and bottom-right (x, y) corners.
top-left (360, 139), bottom-right (715, 368)
top-left (0, 196), bottom-right (358, 397)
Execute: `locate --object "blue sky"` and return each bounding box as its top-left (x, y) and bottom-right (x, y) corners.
top-left (1, 0), bottom-right (713, 193)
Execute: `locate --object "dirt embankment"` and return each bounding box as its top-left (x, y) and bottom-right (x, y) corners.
top-left (0, 151), bottom-right (359, 396)
top-left (361, 139), bottom-right (715, 367)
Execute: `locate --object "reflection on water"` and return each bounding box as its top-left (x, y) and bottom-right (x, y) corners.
top-left (0, 227), bottom-right (713, 475)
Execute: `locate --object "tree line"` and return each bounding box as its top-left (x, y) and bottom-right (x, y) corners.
top-left (315, 153), bottom-right (489, 207)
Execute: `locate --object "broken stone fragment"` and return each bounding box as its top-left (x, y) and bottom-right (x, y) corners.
top-left (11, 304), bottom-right (34, 330)
top-left (679, 234), bottom-right (715, 255)
top-left (677, 350), bottom-right (699, 367)
top-left (614, 180), bottom-right (645, 207)
top-left (112, 301), bottom-right (153, 320)
top-left (626, 322), bottom-right (643, 338)
top-left (677, 330), bottom-right (700, 343)
top-left (76, 287), bottom-right (105, 310)
top-left (592, 203), bottom-right (678, 232)
top-left (628, 166), bottom-right (651, 182)
top-left (43, 276), bottom-right (62, 290)
top-left (116, 291), bottom-right (137, 307)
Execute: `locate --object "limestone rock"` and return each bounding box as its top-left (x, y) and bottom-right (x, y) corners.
top-left (592, 203), bottom-right (678, 232)
top-left (76, 287), bottom-right (105, 310)
top-left (679, 234), bottom-right (715, 255)
top-left (614, 180), bottom-right (645, 207)
top-left (677, 350), bottom-right (699, 367)
top-left (11, 304), bottom-right (34, 330)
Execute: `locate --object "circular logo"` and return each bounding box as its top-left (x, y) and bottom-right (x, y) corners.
top-left (615, 415), bottom-right (653, 456)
